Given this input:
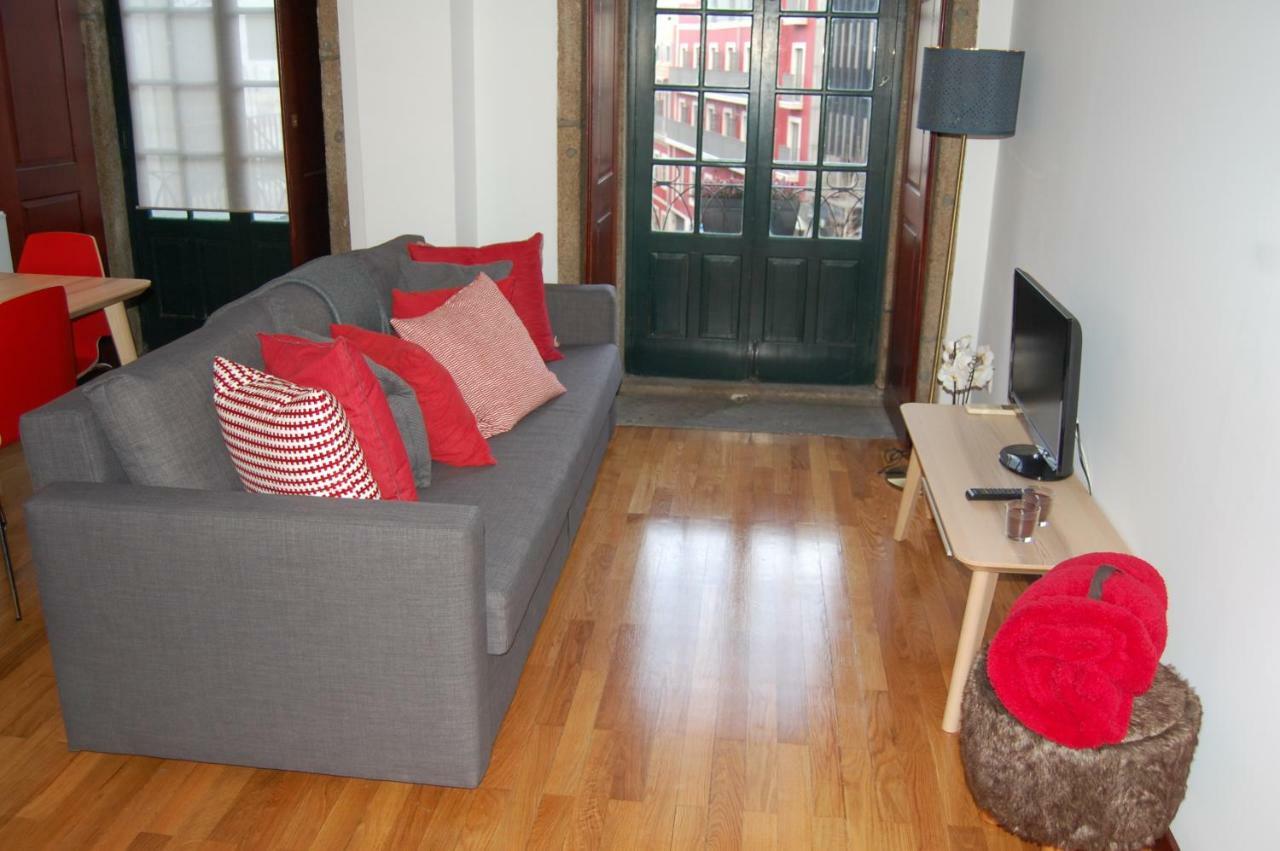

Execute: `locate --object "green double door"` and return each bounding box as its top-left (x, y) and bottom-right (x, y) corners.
top-left (627, 0), bottom-right (903, 384)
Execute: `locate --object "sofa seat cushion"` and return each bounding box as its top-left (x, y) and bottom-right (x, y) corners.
top-left (422, 344), bottom-right (621, 654)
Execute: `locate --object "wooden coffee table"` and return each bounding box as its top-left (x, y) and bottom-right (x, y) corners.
top-left (0, 272), bottom-right (151, 364)
top-left (892, 403), bottom-right (1127, 732)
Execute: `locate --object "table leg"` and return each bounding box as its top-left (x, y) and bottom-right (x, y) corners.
top-left (892, 449), bottom-right (922, 542)
top-left (103, 302), bottom-right (139, 364)
top-left (942, 569), bottom-right (999, 733)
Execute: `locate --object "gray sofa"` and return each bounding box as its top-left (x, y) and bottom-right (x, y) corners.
top-left (20, 235), bottom-right (622, 788)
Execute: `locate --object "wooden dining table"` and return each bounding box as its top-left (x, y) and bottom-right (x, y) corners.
top-left (0, 272), bottom-right (151, 364)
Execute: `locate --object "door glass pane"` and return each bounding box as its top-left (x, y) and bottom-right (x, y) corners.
top-left (777, 17), bottom-right (826, 89)
top-left (827, 18), bottom-right (876, 90)
top-left (832, 0), bottom-right (879, 11)
top-left (703, 93), bottom-right (748, 161)
top-left (653, 90), bottom-right (698, 160)
top-left (823, 95), bottom-right (871, 166)
top-left (709, 0), bottom-right (754, 12)
top-left (705, 15), bottom-right (751, 87)
top-left (819, 171), bottom-right (866, 239)
top-left (652, 164), bottom-right (697, 233)
top-left (770, 169), bottom-right (816, 237)
top-left (700, 167), bottom-right (745, 235)
top-left (121, 1), bottom-right (285, 213)
top-left (657, 0), bottom-right (700, 8)
top-left (774, 94), bottom-right (819, 164)
top-left (781, 0), bottom-right (827, 10)
top-left (655, 14), bottom-right (701, 85)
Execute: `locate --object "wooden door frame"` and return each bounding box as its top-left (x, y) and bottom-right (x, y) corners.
top-left (581, 0), bottom-right (621, 285)
top-left (879, 0), bottom-right (979, 438)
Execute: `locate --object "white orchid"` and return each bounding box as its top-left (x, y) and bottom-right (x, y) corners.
top-left (938, 338), bottom-right (995, 404)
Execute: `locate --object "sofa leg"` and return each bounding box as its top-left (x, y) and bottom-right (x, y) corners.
top-left (0, 499), bottom-right (20, 621)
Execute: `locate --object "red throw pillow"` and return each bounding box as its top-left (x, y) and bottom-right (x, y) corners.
top-left (406, 233), bottom-right (562, 362)
top-left (212, 357), bottom-right (380, 500)
top-left (259, 334), bottom-right (417, 501)
top-left (330, 323), bottom-right (495, 467)
top-left (391, 274), bottom-right (565, 438)
top-left (392, 275), bottom-right (519, 320)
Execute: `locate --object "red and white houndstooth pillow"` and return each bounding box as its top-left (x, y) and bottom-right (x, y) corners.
top-left (391, 274), bottom-right (565, 438)
top-left (212, 356), bottom-right (381, 499)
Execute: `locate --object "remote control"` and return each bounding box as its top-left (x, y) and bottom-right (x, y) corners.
top-left (964, 487), bottom-right (1025, 501)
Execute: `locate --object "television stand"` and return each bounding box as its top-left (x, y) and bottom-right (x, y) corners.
top-left (892, 403), bottom-right (1127, 732)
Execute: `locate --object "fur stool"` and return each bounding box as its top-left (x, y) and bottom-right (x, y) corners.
top-left (961, 648), bottom-right (1201, 851)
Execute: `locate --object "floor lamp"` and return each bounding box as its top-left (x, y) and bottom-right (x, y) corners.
top-left (883, 47), bottom-right (1023, 490)
top-left (916, 47), bottom-right (1025, 403)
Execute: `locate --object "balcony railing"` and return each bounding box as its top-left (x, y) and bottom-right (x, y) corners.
top-left (659, 67), bottom-right (750, 88)
top-left (654, 115), bottom-right (746, 162)
top-left (704, 68), bottom-right (749, 87)
top-left (654, 114), bottom-right (698, 152)
top-left (663, 67), bottom-right (699, 85)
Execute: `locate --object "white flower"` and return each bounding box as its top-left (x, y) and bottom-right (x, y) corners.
top-left (938, 338), bottom-right (997, 395)
top-left (973, 364), bottom-right (994, 388)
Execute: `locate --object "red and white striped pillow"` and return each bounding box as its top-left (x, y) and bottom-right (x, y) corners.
top-left (390, 274), bottom-right (565, 438)
top-left (212, 356), bottom-right (381, 499)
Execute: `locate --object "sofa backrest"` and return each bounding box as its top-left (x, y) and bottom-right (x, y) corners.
top-left (21, 234), bottom-right (424, 492)
top-left (208, 234), bottom-right (422, 334)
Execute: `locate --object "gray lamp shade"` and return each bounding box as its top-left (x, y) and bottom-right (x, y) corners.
top-left (917, 48), bottom-right (1025, 137)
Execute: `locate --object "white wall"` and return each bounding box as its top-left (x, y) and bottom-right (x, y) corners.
top-left (940, 0), bottom-right (1014, 348)
top-left (975, 3), bottom-right (1280, 845)
top-left (336, 0), bottom-right (559, 280)
top-left (473, 0), bottom-right (559, 280)
top-left (337, 0), bottom-right (459, 248)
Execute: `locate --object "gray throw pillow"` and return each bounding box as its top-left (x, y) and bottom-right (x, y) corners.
top-left (283, 329), bottom-right (431, 490)
top-left (396, 254), bottom-right (513, 293)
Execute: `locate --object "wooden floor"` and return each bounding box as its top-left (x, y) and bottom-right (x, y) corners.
top-left (0, 427), bottom-right (1040, 850)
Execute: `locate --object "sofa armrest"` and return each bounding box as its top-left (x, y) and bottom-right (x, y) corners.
top-left (545, 283), bottom-right (617, 346)
top-left (25, 482), bottom-right (494, 786)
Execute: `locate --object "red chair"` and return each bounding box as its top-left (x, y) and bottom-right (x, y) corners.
top-left (17, 232), bottom-right (113, 377)
top-left (0, 286), bottom-right (77, 622)
top-left (0, 287), bottom-right (77, 445)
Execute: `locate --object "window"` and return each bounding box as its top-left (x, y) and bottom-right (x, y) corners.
top-left (709, 45), bottom-right (719, 70)
top-left (721, 109), bottom-right (733, 136)
top-left (791, 45), bottom-right (805, 76)
top-left (743, 41), bottom-right (751, 71)
top-left (680, 45), bottom-right (690, 68)
top-left (121, 0), bottom-right (286, 213)
top-left (787, 116), bottom-right (803, 151)
top-left (725, 44), bottom-right (736, 71)
top-left (707, 104), bottom-right (717, 127)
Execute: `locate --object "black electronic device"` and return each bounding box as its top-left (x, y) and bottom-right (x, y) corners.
top-left (964, 487), bottom-right (1025, 501)
top-left (1003, 269), bottom-right (1082, 482)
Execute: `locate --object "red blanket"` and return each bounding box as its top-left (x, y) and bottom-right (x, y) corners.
top-left (986, 552), bottom-right (1167, 748)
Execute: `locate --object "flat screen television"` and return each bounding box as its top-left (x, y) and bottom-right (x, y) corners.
top-left (1000, 269), bottom-right (1082, 481)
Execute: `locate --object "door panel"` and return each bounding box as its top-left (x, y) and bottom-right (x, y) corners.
top-left (627, 0), bottom-right (903, 385)
top-left (275, 0), bottom-right (330, 266)
top-left (763, 257), bottom-right (807, 342)
top-left (0, 0), bottom-right (106, 264)
top-left (883, 0), bottom-right (945, 436)
top-left (584, 0), bottom-right (621, 283)
top-left (698, 254), bottom-right (742, 339)
top-left (649, 252), bottom-right (691, 337)
top-left (817, 259), bottom-right (860, 343)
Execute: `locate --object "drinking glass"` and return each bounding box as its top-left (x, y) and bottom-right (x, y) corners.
top-left (1005, 499), bottom-right (1041, 543)
top-left (1022, 487), bottom-right (1053, 527)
